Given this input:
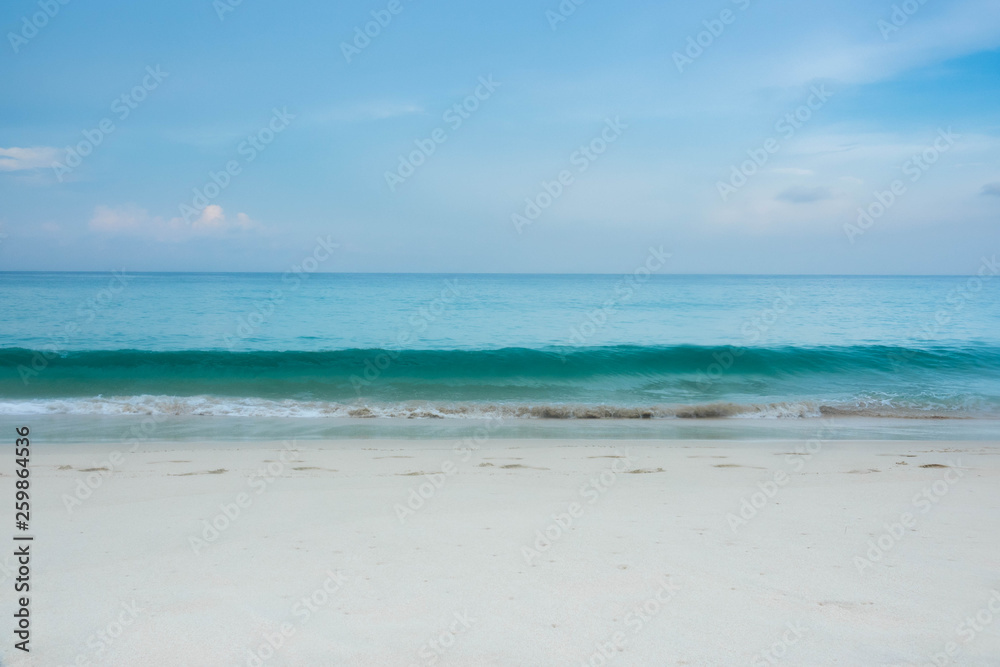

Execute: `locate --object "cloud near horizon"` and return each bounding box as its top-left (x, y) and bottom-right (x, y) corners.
top-left (0, 147), bottom-right (60, 172)
top-left (1, 0), bottom-right (999, 273)
top-left (89, 204), bottom-right (262, 242)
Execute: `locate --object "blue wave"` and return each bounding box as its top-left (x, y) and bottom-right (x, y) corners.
top-left (0, 345), bottom-right (997, 418)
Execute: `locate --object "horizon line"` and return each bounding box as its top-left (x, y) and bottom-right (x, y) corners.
top-left (0, 270), bottom-right (985, 278)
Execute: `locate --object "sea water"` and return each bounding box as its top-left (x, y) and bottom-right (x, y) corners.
top-left (1, 271), bottom-right (998, 438)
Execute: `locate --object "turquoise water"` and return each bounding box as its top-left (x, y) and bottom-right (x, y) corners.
top-left (1, 272), bottom-right (998, 421)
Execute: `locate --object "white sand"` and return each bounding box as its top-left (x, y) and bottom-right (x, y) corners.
top-left (5, 438), bottom-right (1000, 666)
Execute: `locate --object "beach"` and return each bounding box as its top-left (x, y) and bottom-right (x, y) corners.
top-left (7, 0), bottom-right (1000, 663)
top-left (9, 436), bottom-right (1000, 666)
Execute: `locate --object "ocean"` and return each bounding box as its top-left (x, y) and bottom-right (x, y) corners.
top-left (1, 271), bottom-right (998, 440)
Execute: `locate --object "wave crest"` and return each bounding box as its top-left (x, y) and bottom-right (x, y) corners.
top-left (0, 396), bottom-right (976, 420)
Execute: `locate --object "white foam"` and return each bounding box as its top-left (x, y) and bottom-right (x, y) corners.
top-left (0, 395), bottom-right (833, 419)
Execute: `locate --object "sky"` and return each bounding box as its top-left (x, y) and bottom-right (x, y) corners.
top-left (1, 0), bottom-right (999, 274)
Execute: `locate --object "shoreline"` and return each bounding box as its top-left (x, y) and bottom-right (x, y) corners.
top-left (5, 414), bottom-right (1000, 445)
top-left (6, 437), bottom-right (999, 665)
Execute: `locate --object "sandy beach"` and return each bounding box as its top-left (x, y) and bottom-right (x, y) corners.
top-left (7, 0), bottom-right (1000, 662)
top-left (5, 437), bottom-right (999, 666)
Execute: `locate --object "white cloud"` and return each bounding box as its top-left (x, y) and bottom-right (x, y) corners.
top-left (89, 204), bottom-right (263, 241)
top-left (190, 205), bottom-right (259, 232)
top-left (90, 204), bottom-right (148, 233)
top-left (305, 102), bottom-right (423, 124)
top-left (728, 0), bottom-right (1000, 89)
top-left (772, 168), bottom-right (815, 176)
top-left (556, 0), bottom-right (1000, 122)
top-left (0, 147), bottom-right (60, 171)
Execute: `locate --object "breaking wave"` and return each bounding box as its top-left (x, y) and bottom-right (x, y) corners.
top-left (0, 344), bottom-right (997, 418)
top-left (0, 396), bottom-right (985, 420)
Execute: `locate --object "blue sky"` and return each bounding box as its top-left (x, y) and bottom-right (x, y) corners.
top-left (1, 0), bottom-right (998, 273)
